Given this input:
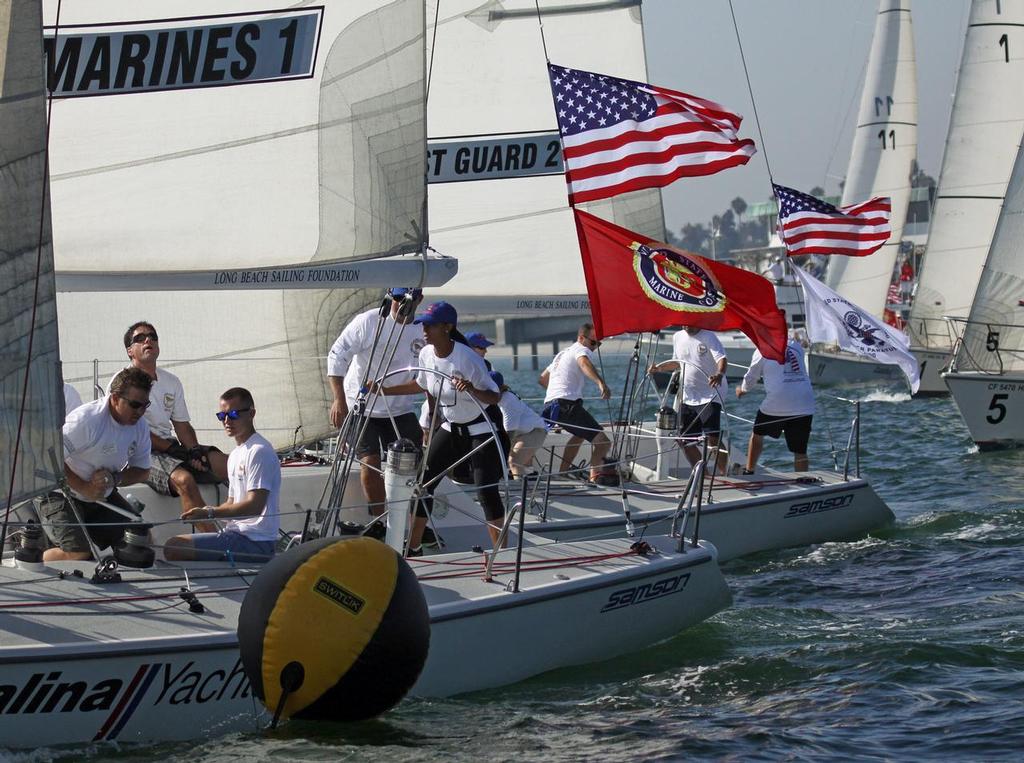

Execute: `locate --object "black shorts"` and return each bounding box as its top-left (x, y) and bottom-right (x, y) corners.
top-left (541, 398), bottom-right (603, 442)
top-left (753, 411), bottom-right (813, 454)
top-left (679, 402), bottom-right (722, 438)
top-left (37, 489), bottom-right (137, 553)
top-left (355, 412), bottom-right (423, 458)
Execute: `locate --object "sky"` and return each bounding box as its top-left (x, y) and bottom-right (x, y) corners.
top-left (641, 0), bottom-right (969, 232)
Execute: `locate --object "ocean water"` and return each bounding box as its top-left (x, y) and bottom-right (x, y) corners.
top-left (10, 350), bottom-right (1024, 761)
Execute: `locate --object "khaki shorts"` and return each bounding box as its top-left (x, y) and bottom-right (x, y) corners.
top-left (509, 427), bottom-right (547, 466)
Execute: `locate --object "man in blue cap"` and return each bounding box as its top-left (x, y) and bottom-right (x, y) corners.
top-left (327, 287), bottom-right (426, 525)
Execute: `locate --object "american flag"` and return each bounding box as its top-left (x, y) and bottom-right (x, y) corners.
top-left (773, 183), bottom-right (891, 257)
top-left (548, 64), bottom-right (756, 205)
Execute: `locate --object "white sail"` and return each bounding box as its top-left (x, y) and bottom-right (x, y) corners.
top-left (426, 0), bottom-right (664, 317)
top-left (955, 131), bottom-right (1024, 374)
top-left (45, 1), bottom-right (439, 448)
top-left (0, 0), bottom-right (63, 503)
top-left (825, 0), bottom-right (916, 322)
top-left (909, 0), bottom-right (1024, 350)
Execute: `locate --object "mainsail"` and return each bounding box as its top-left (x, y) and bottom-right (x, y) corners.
top-left (425, 0), bottom-right (664, 318)
top-left (45, 1), bottom-right (441, 448)
top-left (824, 0), bottom-right (916, 322)
top-left (0, 0), bottom-right (63, 504)
top-left (909, 0), bottom-right (1024, 350)
top-left (954, 124), bottom-right (1024, 375)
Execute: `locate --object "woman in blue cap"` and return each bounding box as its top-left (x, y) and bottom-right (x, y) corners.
top-left (373, 301), bottom-right (505, 555)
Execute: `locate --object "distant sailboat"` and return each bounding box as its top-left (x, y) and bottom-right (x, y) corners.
top-left (809, 0), bottom-right (916, 386)
top-left (908, 0), bottom-right (1024, 395)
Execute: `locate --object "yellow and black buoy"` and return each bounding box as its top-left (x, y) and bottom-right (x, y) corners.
top-left (237, 536), bottom-right (429, 724)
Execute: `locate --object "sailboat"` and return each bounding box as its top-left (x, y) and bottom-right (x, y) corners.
top-left (908, 0), bottom-right (1024, 396)
top-left (809, 0), bottom-right (916, 387)
top-left (943, 118), bottom-right (1024, 448)
top-left (1, 1), bottom-right (733, 749)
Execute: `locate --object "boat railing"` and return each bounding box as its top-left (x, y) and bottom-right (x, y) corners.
top-left (907, 316), bottom-right (959, 350)
top-left (946, 316), bottom-right (1024, 376)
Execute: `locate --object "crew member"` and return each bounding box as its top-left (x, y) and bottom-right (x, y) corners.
top-left (492, 371), bottom-right (547, 479)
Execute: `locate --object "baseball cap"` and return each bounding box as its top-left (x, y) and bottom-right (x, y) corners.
top-left (489, 371), bottom-right (505, 388)
top-left (413, 301), bottom-right (457, 326)
top-left (389, 287), bottom-right (423, 299)
top-left (465, 331), bottom-right (494, 349)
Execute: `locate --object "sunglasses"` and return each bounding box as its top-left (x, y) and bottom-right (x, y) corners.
top-left (216, 407), bottom-right (251, 422)
top-left (120, 397), bottom-right (151, 411)
top-left (130, 331), bottom-right (159, 344)
top-left (584, 337), bottom-right (602, 347)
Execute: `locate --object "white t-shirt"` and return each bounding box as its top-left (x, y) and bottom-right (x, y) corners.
top-left (224, 431), bottom-right (281, 542)
top-left (327, 308), bottom-right (423, 417)
top-left (415, 342), bottom-right (497, 426)
top-left (672, 329), bottom-right (729, 406)
top-left (63, 397), bottom-right (152, 500)
top-left (498, 390), bottom-right (546, 434)
top-left (63, 383), bottom-right (83, 421)
top-left (106, 367), bottom-right (189, 440)
top-left (741, 340), bottom-right (816, 417)
top-left (543, 342), bottom-right (595, 402)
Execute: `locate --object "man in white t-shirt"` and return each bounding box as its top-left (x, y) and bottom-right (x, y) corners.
top-left (112, 321), bottom-right (228, 520)
top-left (737, 322), bottom-right (815, 472)
top-left (44, 368), bottom-right (153, 561)
top-left (539, 323), bottom-right (612, 482)
top-left (492, 371), bottom-right (547, 478)
top-left (650, 325), bottom-right (729, 471)
top-left (164, 387), bottom-right (281, 562)
top-left (327, 288), bottom-right (425, 520)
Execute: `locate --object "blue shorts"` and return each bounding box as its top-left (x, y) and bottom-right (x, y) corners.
top-left (190, 530), bottom-right (275, 562)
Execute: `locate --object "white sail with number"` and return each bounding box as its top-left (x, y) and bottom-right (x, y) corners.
top-left (46, 1), bottom-right (451, 449)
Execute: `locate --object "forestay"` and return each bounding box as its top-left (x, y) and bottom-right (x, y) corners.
top-left (46, 1), bottom-right (440, 448)
top-left (426, 0), bottom-right (664, 318)
top-left (825, 0), bottom-right (916, 322)
top-left (909, 0), bottom-right (1024, 350)
top-left (0, 0), bottom-right (63, 504)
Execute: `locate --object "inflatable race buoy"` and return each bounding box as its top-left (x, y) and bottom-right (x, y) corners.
top-left (237, 536), bottom-right (429, 724)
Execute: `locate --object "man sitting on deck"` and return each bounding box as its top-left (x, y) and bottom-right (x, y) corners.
top-left (164, 388), bottom-right (281, 563)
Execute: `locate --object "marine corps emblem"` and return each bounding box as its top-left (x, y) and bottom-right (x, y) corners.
top-left (631, 242), bottom-right (726, 314)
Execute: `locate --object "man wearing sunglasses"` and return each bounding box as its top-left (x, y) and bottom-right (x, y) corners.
top-left (42, 368), bottom-right (153, 561)
top-left (164, 388), bottom-right (280, 562)
top-left (111, 321), bottom-right (228, 520)
top-left (539, 323), bottom-right (613, 483)
top-left (327, 287), bottom-right (426, 525)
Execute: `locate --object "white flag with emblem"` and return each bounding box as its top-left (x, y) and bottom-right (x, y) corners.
top-left (792, 267), bottom-right (920, 393)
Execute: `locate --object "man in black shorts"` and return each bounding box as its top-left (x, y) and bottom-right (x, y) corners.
top-left (539, 324), bottom-right (613, 482)
top-left (328, 288), bottom-right (426, 521)
top-left (44, 368), bottom-right (154, 561)
top-left (737, 320), bottom-right (815, 473)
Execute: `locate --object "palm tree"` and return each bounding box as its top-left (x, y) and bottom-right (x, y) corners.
top-left (730, 196), bottom-right (747, 221)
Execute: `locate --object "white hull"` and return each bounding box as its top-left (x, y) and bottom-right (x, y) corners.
top-left (807, 350), bottom-right (904, 386)
top-left (910, 347), bottom-right (951, 396)
top-left (944, 371), bottom-right (1024, 449)
top-left (412, 535), bottom-right (729, 696)
top-left (0, 533), bottom-right (728, 748)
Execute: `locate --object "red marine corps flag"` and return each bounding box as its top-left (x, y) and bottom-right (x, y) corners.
top-left (574, 210), bottom-right (787, 362)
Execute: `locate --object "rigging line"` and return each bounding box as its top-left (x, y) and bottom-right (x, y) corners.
top-left (534, 0), bottom-right (551, 63)
top-left (3, 0), bottom-right (64, 542)
top-left (726, 0), bottom-right (773, 184)
top-left (425, 0), bottom-right (442, 103)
